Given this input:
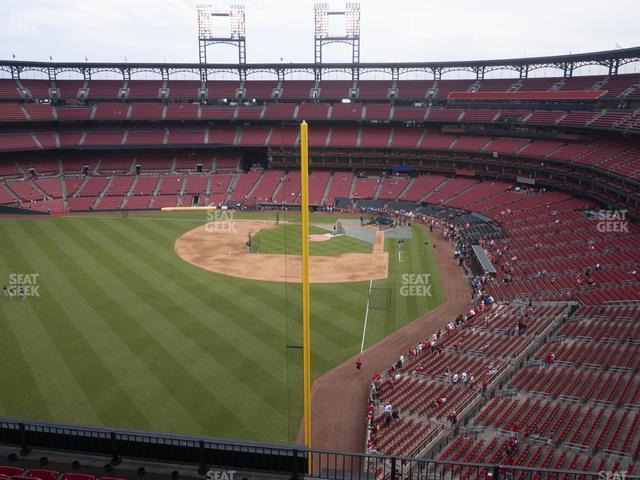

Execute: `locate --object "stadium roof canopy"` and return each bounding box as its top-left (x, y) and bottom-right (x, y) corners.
top-left (1, 46), bottom-right (639, 81)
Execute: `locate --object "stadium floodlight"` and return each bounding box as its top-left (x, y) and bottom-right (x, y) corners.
top-left (196, 4), bottom-right (215, 39)
top-left (313, 1), bottom-right (361, 80)
top-left (196, 3), bottom-right (247, 81)
top-left (345, 3), bottom-right (360, 39)
top-left (314, 3), bottom-right (329, 39)
top-left (229, 5), bottom-right (246, 40)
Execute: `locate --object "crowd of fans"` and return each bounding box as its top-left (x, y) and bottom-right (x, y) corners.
top-left (365, 307), bottom-right (481, 454)
top-left (363, 215), bottom-right (554, 456)
top-left (365, 271), bottom-right (503, 455)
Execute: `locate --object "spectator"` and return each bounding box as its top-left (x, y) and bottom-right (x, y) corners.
top-left (517, 320), bottom-right (527, 334)
top-left (448, 411), bottom-right (457, 425)
top-left (367, 402), bottom-right (375, 417)
top-left (367, 444), bottom-right (380, 455)
top-left (504, 445), bottom-right (513, 459)
top-left (383, 403), bottom-right (393, 426)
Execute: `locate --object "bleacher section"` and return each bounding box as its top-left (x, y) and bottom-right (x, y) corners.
top-left (324, 171), bottom-right (354, 205)
top-left (251, 169), bottom-right (283, 203)
top-left (368, 304), bottom-right (565, 458)
top-left (452, 304), bottom-right (640, 472)
top-left (366, 298), bottom-right (640, 473)
top-left (5, 104), bottom-right (640, 137)
top-left (2, 47), bottom-right (640, 480)
top-left (21, 168), bottom-right (508, 215)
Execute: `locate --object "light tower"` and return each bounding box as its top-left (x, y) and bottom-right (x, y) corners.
top-left (314, 2), bottom-right (360, 80)
top-left (196, 4), bottom-right (246, 81)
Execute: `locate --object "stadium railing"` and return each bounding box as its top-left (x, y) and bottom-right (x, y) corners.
top-left (1, 418), bottom-right (638, 480)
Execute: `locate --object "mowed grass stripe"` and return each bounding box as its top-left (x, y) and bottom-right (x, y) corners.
top-left (0, 245), bottom-right (55, 419)
top-left (0, 301), bottom-right (75, 421)
top-left (58, 219), bottom-right (278, 436)
top-left (119, 216), bottom-right (296, 342)
top-left (0, 213), bottom-right (445, 442)
top-left (421, 228), bottom-right (445, 304)
top-left (272, 281), bottom-right (369, 373)
top-left (120, 215), bottom-right (363, 375)
top-left (405, 226), bottom-right (445, 313)
top-left (91, 218), bottom-right (285, 379)
top-left (104, 216), bottom-right (295, 366)
top-left (252, 223), bottom-right (372, 256)
top-left (44, 222), bottom-right (232, 437)
top-left (65, 218), bottom-right (287, 439)
top-left (126, 216), bottom-right (354, 367)
top-left (14, 220), bottom-right (159, 429)
top-left (140, 216), bottom-right (428, 372)
top-left (390, 227), bottom-right (427, 330)
top-left (363, 226), bottom-right (445, 348)
top-left (308, 283), bottom-right (371, 373)
top-left (0, 287), bottom-right (53, 417)
top-left (25, 220), bottom-right (204, 434)
top-left (388, 238), bottom-right (409, 335)
top-left (0, 221), bottom-right (103, 425)
top-left (124, 216), bottom-right (379, 382)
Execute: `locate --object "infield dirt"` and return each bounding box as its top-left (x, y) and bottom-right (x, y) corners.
top-left (175, 219), bottom-right (388, 283)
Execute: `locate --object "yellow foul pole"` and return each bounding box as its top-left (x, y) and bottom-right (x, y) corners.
top-left (300, 121), bottom-right (312, 463)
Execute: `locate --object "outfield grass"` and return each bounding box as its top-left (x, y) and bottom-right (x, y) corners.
top-left (251, 223), bottom-right (372, 256)
top-left (0, 211), bottom-right (444, 442)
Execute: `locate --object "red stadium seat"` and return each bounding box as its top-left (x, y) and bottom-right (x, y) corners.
top-left (0, 467), bottom-right (23, 477)
top-left (26, 469), bottom-right (59, 480)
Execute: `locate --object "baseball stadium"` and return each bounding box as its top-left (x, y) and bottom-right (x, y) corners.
top-left (1, 2), bottom-right (640, 480)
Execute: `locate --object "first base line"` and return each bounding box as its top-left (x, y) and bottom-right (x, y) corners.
top-left (360, 279), bottom-right (373, 353)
